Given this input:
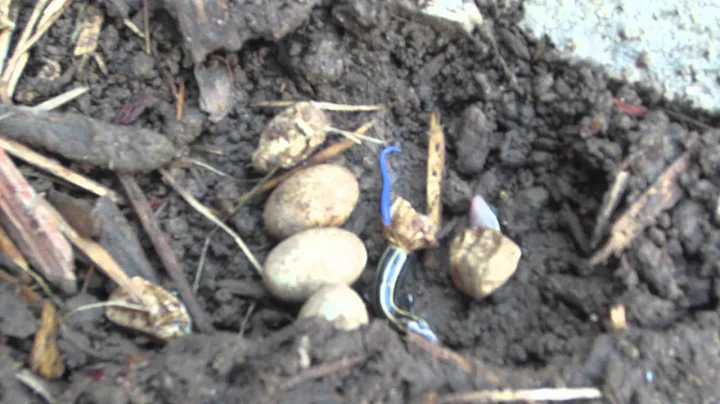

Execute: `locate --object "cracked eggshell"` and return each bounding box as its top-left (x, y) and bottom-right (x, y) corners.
top-left (262, 227), bottom-right (367, 303)
top-left (449, 226), bottom-right (521, 298)
top-left (263, 164), bottom-right (360, 240)
top-left (298, 284), bottom-right (369, 331)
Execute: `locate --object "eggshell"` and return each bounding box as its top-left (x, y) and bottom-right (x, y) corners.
top-left (297, 284), bottom-right (369, 330)
top-left (263, 164), bottom-right (360, 240)
top-left (262, 227), bottom-right (367, 302)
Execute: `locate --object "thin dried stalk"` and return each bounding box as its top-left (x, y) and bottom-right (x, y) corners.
top-left (424, 111), bottom-right (445, 270)
top-left (0, 149), bottom-right (75, 293)
top-left (437, 387), bottom-right (602, 403)
top-left (160, 169), bottom-right (264, 274)
top-left (0, 137), bottom-right (121, 203)
top-left (0, 2), bottom-right (19, 74)
top-left (253, 100), bottom-right (386, 111)
top-left (42, 198), bottom-right (150, 308)
top-left (31, 86), bottom-right (88, 111)
top-left (0, 0), bottom-right (72, 102)
top-left (590, 151), bottom-right (691, 265)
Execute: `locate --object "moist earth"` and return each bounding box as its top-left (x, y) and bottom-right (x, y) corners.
top-left (1, 1), bottom-right (719, 403)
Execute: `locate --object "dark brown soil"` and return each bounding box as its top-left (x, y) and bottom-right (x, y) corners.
top-left (1, 1), bottom-right (719, 403)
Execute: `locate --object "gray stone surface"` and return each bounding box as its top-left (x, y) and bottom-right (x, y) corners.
top-left (519, 0), bottom-right (720, 113)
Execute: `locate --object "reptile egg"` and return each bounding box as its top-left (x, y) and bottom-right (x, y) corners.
top-left (297, 284), bottom-right (369, 330)
top-left (262, 227), bottom-right (367, 302)
top-left (263, 164), bottom-right (359, 240)
top-left (449, 226), bottom-right (521, 299)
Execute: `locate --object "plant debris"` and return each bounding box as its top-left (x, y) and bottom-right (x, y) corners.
top-left (0, 104), bottom-right (176, 172)
top-left (0, 149), bottom-right (75, 294)
top-left (29, 300), bottom-right (64, 379)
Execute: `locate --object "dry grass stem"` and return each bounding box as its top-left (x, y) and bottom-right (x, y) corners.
top-left (0, 0), bottom-right (72, 102)
top-left (31, 86), bottom-right (88, 111)
top-left (64, 300), bottom-right (148, 320)
top-left (424, 111), bottom-right (445, 270)
top-left (0, 2), bottom-right (18, 74)
top-left (123, 19), bottom-right (144, 37)
top-left (160, 169), bottom-right (264, 275)
top-left (437, 387), bottom-right (602, 403)
top-left (43, 199), bottom-right (150, 308)
top-left (15, 368), bottom-right (56, 404)
top-left (143, 0), bottom-right (150, 53)
top-left (235, 120), bottom-right (372, 206)
top-left (253, 100), bottom-right (386, 112)
top-left (0, 137), bottom-right (122, 203)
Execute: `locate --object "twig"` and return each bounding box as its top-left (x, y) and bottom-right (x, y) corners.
top-left (117, 173), bottom-right (215, 333)
top-left (42, 197), bottom-right (149, 305)
top-left (159, 169), bottom-right (263, 275)
top-left (1, 0), bottom-right (72, 102)
top-left (0, 137), bottom-right (122, 203)
top-left (235, 121), bottom-right (371, 206)
top-left (278, 353), bottom-right (367, 391)
top-left (15, 369), bottom-right (56, 404)
top-left (590, 170), bottom-right (629, 249)
top-left (31, 87), bottom-right (89, 111)
top-left (424, 111), bottom-right (445, 270)
top-left (0, 149), bottom-right (75, 294)
top-left (590, 151), bottom-right (691, 265)
top-left (436, 387), bottom-right (602, 403)
top-left (253, 100), bottom-right (386, 112)
top-left (176, 80), bottom-right (185, 120)
top-left (407, 333), bottom-right (473, 373)
top-left (0, 2), bottom-right (19, 75)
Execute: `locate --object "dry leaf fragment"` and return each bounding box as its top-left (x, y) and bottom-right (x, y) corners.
top-left (105, 276), bottom-right (192, 342)
top-left (590, 151), bottom-right (691, 265)
top-left (30, 300), bottom-right (65, 379)
top-left (382, 196), bottom-right (438, 251)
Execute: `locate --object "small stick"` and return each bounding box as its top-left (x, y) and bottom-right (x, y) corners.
top-left (118, 173), bottom-right (215, 333)
top-left (590, 170), bottom-right (629, 249)
top-left (437, 387), bottom-right (602, 403)
top-left (42, 198), bottom-right (148, 305)
top-left (176, 80), bottom-right (185, 120)
top-left (0, 149), bottom-right (75, 294)
top-left (253, 100), bottom-right (386, 112)
top-left (31, 87), bottom-right (89, 111)
top-left (278, 353), bottom-right (367, 391)
top-left (142, 0), bottom-right (150, 54)
top-left (160, 169), bottom-right (263, 275)
top-left (123, 19), bottom-right (144, 38)
top-left (407, 333), bottom-right (472, 373)
top-left (561, 203), bottom-right (590, 254)
top-left (424, 111), bottom-right (445, 270)
top-left (15, 369), bottom-right (56, 404)
top-left (0, 221), bottom-right (29, 272)
top-left (0, 0), bottom-right (71, 101)
top-left (0, 137), bottom-right (122, 203)
top-left (0, 249), bottom-right (60, 307)
top-left (590, 151), bottom-right (691, 265)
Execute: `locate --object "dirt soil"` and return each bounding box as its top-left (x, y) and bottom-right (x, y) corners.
top-left (1, 1), bottom-right (720, 403)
